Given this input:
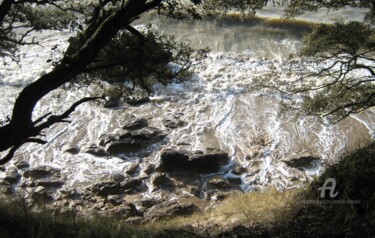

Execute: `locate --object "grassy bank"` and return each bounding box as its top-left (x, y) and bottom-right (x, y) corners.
top-left (0, 143), bottom-right (374, 237)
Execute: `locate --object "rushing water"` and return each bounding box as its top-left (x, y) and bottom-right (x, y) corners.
top-left (0, 7), bottom-right (374, 201)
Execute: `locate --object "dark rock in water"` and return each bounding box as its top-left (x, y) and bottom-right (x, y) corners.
top-left (64, 145), bottom-right (80, 155)
top-left (120, 178), bottom-right (143, 190)
top-left (0, 166), bottom-right (5, 172)
top-left (232, 164), bottom-right (246, 175)
top-left (2, 168), bottom-right (21, 185)
top-left (123, 118), bottom-right (148, 131)
top-left (151, 173), bottom-right (175, 190)
top-left (106, 127), bottom-right (166, 155)
top-left (85, 145), bottom-right (108, 157)
top-left (124, 96), bottom-right (150, 106)
top-left (162, 119), bottom-right (187, 129)
top-left (228, 176), bottom-right (242, 185)
top-left (23, 166), bottom-right (60, 179)
top-left (283, 154), bottom-right (319, 168)
top-left (124, 163), bottom-right (139, 175)
top-left (143, 164), bottom-right (156, 175)
top-left (35, 179), bottom-right (64, 188)
top-left (208, 175), bottom-right (230, 190)
top-left (144, 200), bottom-right (199, 221)
top-left (158, 148), bottom-right (228, 173)
top-left (15, 161), bottom-right (30, 170)
top-left (91, 182), bottom-right (121, 197)
top-left (103, 98), bottom-right (119, 108)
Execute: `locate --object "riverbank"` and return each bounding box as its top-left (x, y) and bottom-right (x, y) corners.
top-left (1, 142), bottom-right (374, 237)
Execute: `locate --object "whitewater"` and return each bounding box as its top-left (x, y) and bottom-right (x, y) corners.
top-left (0, 6), bottom-right (374, 204)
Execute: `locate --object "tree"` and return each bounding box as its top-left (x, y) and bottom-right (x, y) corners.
top-left (0, 0), bottom-right (212, 164)
top-left (252, 0), bottom-right (375, 123)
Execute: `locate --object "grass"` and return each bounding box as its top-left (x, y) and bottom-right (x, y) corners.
top-left (0, 142), bottom-right (374, 237)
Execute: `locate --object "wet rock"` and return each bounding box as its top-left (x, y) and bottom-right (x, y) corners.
top-left (91, 182), bottom-right (121, 197)
top-left (144, 200), bottom-right (199, 221)
top-left (15, 161), bottom-right (30, 170)
top-left (110, 173), bottom-right (126, 183)
top-left (64, 145), bottom-right (80, 155)
top-left (283, 154), bottom-right (319, 168)
top-left (120, 178), bottom-right (143, 190)
top-left (143, 164), bottom-right (156, 175)
top-left (0, 166), bottom-right (5, 172)
top-left (107, 195), bottom-right (123, 206)
top-left (124, 163), bottom-right (139, 175)
top-left (23, 166), bottom-right (60, 179)
top-left (151, 173), bottom-right (174, 190)
top-left (124, 96), bottom-right (150, 106)
top-left (158, 148), bottom-right (228, 173)
top-left (232, 164), bottom-right (246, 175)
top-left (35, 179), bottom-right (64, 188)
top-left (228, 176), bottom-right (242, 185)
top-left (106, 127), bottom-right (166, 155)
top-left (162, 119), bottom-right (186, 129)
top-left (134, 198), bottom-right (162, 214)
top-left (208, 176), bottom-right (230, 190)
top-left (103, 98), bottom-right (119, 108)
top-left (2, 168), bottom-right (21, 185)
top-left (85, 145), bottom-right (108, 157)
top-left (123, 118), bottom-right (148, 131)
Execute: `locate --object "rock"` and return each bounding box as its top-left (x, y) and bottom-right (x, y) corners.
top-left (31, 186), bottom-right (53, 202)
top-left (124, 163), bottom-right (139, 175)
top-left (208, 176), bottom-right (230, 190)
top-left (107, 195), bottom-right (123, 206)
top-left (144, 200), bottom-right (199, 221)
top-left (0, 166), bottom-right (5, 172)
top-left (64, 145), bottom-right (80, 155)
top-left (228, 176), bottom-right (242, 185)
top-left (143, 164), bottom-right (156, 175)
top-left (85, 145), bottom-right (108, 157)
top-left (123, 118), bottom-right (148, 130)
top-left (35, 179), bottom-right (64, 188)
top-left (162, 119), bottom-right (186, 129)
top-left (232, 164), bottom-right (246, 175)
top-left (103, 98), bottom-right (119, 108)
top-left (15, 161), bottom-right (30, 169)
top-left (124, 96), bottom-right (150, 106)
top-left (2, 168), bottom-right (21, 185)
top-left (23, 166), bottom-right (60, 179)
top-left (283, 154), bottom-right (319, 168)
top-left (151, 173), bottom-right (174, 190)
top-left (158, 148), bottom-right (228, 173)
top-left (134, 198), bottom-right (162, 214)
top-left (120, 178), bottom-right (143, 190)
top-left (106, 127), bottom-right (166, 155)
top-left (110, 173), bottom-right (126, 183)
top-left (91, 182), bottom-right (121, 197)
top-left (111, 204), bottom-right (136, 218)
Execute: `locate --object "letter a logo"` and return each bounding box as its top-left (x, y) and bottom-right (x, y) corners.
top-left (318, 178), bottom-right (339, 198)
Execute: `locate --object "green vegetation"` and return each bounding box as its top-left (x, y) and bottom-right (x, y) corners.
top-left (1, 143), bottom-right (374, 237)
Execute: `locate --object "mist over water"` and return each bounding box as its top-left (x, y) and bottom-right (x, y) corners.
top-left (0, 7), bottom-right (374, 199)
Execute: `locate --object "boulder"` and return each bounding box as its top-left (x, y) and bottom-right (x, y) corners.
top-left (283, 154), bottom-right (319, 168)
top-left (2, 168), bottom-right (21, 185)
top-left (107, 195), bottom-right (123, 206)
top-left (91, 182), bottom-right (121, 197)
top-left (124, 163), bottom-right (139, 175)
top-left (123, 118), bottom-right (148, 131)
top-left (85, 145), bottom-right (108, 157)
top-left (158, 148), bottom-right (228, 173)
top-left (35, 179), bottom-right (64, 188)
top-left (232, 164), bottom-right (246, 175)
top-left (15, 161), bottom-right (30, 169)
top-left (120, 178), bottom-right (143, 190)
top-left (103, 98), bottom-right (119, 108)
top-left (64, 145), bottom-right (80, 155)
top-left (23, 166), bottom-right (60, 179)
top-left (144, 200), bottom-right (199, 221)
top-left (106, 127), bottom-right (166, 155)
top-left (124, 96), bottom-right (150, 106)
top-left (151, 173), bottom-right (175, 191)
top-left (208, 175), bottom-right (230, 190)
top-left (162, 119), bottom-right (186, 129)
